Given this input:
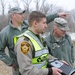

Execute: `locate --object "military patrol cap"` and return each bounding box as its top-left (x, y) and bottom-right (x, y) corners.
top-left (8, 7), bottom-right (26, 15)
top-left (54, 17), bottom-right (69, 31)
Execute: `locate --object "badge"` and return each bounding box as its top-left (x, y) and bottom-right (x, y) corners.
top-left (21, 42), bottom-right (30, 54)
top-left (53, 43), bottom-right (60, 49)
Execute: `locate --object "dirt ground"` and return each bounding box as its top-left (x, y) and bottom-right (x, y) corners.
top-left (0, 60), bottom-right (13, 75)
top-left (0, 47), bottom-right (13, 75)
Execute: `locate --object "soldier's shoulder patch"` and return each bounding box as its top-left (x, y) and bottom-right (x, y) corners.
top-left (21, 42), bottom-right (30, 54)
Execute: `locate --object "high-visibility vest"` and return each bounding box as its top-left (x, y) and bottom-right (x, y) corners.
top-left (14, 30), bottom-right (49, 68)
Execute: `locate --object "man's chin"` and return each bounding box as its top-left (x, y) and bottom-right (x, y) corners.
top-left (62, 34), bottom-right (65, 37)
top-left (41, 32), bottom-right (44, 34)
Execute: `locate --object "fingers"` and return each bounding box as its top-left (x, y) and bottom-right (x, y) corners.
top-left (60, 60), bottom-right (69, 65)
top-left (58, 12), bottom-right (70, 18)
top-left (52, 67), bottom-right (62, 75)
top-left (56, 68), bottom-right (62, 73)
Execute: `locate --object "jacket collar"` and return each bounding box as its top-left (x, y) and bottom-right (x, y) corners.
top-left (49, 30), bottom-right (66, 43)
top-left (9, 20), bottom-right (29, 29)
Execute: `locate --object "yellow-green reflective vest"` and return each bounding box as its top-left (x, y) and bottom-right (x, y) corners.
top-left (14, 30), bottom-right (49, 68)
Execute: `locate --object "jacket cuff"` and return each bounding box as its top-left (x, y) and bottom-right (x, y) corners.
top-left (47, 68), bottom-right (53, 75)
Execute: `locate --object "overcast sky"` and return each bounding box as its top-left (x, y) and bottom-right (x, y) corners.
top-left (8, 0), bottom-right (75, 11)
top-left (1, 0), bottom-right (75, 14)
top-left (47, 0), bottom-right (75, 11)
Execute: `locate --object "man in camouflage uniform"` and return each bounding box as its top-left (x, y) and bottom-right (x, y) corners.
top-left (44, 17), bottom-right (74, 66)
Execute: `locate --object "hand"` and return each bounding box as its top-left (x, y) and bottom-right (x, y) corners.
top-left (58, 12), bottom-right (69, 18)
top-left (12, 64), bottom-right (16, 70)
top-left (52, 67), bottom-right (62, 75)
top-left (60, 60), bottom-right (69, 65)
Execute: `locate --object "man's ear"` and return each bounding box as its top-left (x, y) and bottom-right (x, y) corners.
top-left (34, 21), bottom-right (37, 27)
top-left (12, 14), bottom-right (15, 18)
top-left (54, 25), bottom-right (58, 30)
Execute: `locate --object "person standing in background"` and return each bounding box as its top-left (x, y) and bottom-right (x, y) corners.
top-left (0, 7), bottom-right (27, 75)
top-left (44, 17), bottom-right (74, 66)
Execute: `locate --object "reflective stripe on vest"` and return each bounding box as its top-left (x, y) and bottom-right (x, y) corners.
top-left (14, 33), bottom-right (25, 45)
top-left (14, 30), bottom-right (49, 68)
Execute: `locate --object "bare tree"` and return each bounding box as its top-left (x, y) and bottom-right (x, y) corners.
top-left (40, 0), bottom-right (50, 14)
top-left (34, 0), bottom-right (50, 14)
top-left (68, 10), bottom-right (75, 32)
top-left (34, 0), bottom-right (40, 11)
top-left (21, 0), bottom-right (32, 19)
top-left (0, 0), bottom-right (8, 17)
top-left (21, 0), bottom-right (32, 12)
top-left (13, 0), bottom-right (20, 7)
top-left (0, 0), bottom-right (9, 31)
top-left (8, 0), bottom-right (22, 11)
